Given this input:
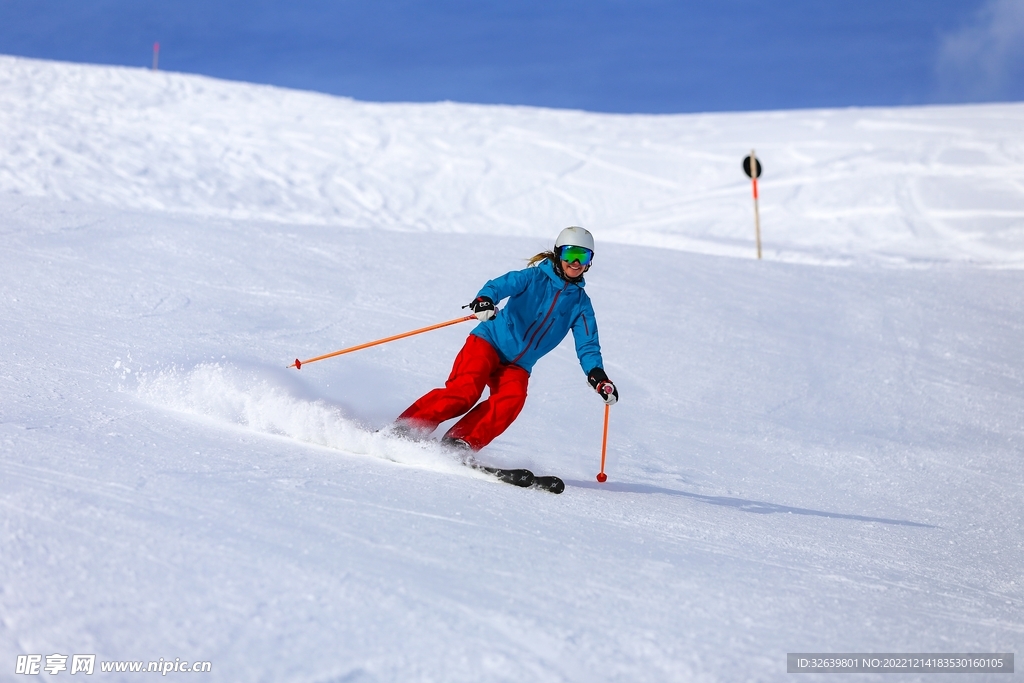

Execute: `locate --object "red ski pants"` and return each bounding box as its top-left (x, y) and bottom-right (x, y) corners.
top-left (397, 334), bottom-right (529, 450)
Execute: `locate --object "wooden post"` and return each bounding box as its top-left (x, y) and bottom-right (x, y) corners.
top-left (751, 148), bottom-right (762, 260)
top-left (152, 42), bottom-right (160, 71)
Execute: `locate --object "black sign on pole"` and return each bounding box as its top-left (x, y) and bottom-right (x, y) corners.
top-left (743, 155), bottom-right (762, 178)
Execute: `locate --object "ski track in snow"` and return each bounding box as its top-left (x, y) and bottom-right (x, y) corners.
top-left (1, 56), bottom-right (1023, 682)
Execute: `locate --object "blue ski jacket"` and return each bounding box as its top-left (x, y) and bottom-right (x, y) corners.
top-left (470, 258), bottom-right (604, 375)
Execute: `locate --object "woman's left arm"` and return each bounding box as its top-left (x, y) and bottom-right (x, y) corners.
top-left (571, 296), bottom-right (604, 375)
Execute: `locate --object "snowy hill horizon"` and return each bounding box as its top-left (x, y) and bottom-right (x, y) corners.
top-left (2, 55), bottom-right (1022, 681)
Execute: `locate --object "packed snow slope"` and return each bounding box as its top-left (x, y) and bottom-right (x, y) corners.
top-left (3, 55), bottom-right (1024, 267)
top-left (1, 56), bottom-right (1023, 682)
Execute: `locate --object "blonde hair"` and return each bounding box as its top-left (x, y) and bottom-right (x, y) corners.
top-left (527, 250), bottom-right (557, 267)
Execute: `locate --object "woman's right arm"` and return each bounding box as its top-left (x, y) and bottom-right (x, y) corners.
top-left (476, 267), bottom-right (535, 304)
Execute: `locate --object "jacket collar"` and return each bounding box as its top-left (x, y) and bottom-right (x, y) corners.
top-left (540, 257), bottom-right (585, 288)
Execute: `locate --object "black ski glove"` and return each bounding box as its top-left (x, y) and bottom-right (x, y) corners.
top-left (468, 296), bottom-right (496, 321)
top-left (587, 367), bottom-right (618, 405)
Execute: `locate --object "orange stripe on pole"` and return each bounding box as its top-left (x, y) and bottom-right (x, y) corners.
top-left (290, 314), bottom-right (475, 369)
top-left (597, 403), bottom-right (610, 482)
top-left (751, 149), bottom-right (762, 260)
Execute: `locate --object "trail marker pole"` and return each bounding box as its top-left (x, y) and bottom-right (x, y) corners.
top-left (743, 150), bottom-right (763, 259)
top-left (152, 42), bottom-right (160, 71)
top-left (596, 403), bottom-right (610, 482)
top-left (289, 314), bottom-right (475, 369)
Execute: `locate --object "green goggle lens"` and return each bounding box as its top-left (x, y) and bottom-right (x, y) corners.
top-left (559, 245), bottom-right (594, 266)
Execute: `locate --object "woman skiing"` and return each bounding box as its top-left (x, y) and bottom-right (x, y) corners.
top-left (395, 226), bottom-right (618, 455)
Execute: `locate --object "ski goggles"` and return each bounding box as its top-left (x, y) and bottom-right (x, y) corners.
top-left (559, 245), bottom-right (594, 266)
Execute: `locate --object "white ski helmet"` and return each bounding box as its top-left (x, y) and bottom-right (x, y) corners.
top-left (554, 226), bottom-right (595, 252)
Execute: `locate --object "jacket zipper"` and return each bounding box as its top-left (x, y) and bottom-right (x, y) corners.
top-left (512, 282), bottom-right (567, 365)
top-left (534, 319), bottom-right (556, 350)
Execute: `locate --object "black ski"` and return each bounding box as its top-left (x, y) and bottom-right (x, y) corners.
top-left (478, 466), bottom-right (534, 487)
top-left (532, 475), bottom-right (565, 494)
top-left (438, 438), bottom-right (563, 494)
top-left (477, 466), bottom-right (564, 494)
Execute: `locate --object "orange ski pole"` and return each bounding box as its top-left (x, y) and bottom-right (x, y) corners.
top-left (289, 315), bottom-right (475, 369)
top-left (596, 403), bottom-right (610, 482)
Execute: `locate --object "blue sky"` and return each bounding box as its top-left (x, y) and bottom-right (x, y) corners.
top-left (2, 0), bottom-right (1022, 113)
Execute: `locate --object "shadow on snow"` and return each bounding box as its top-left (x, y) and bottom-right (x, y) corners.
top-left (565, 480), bottom-right (936, 528)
